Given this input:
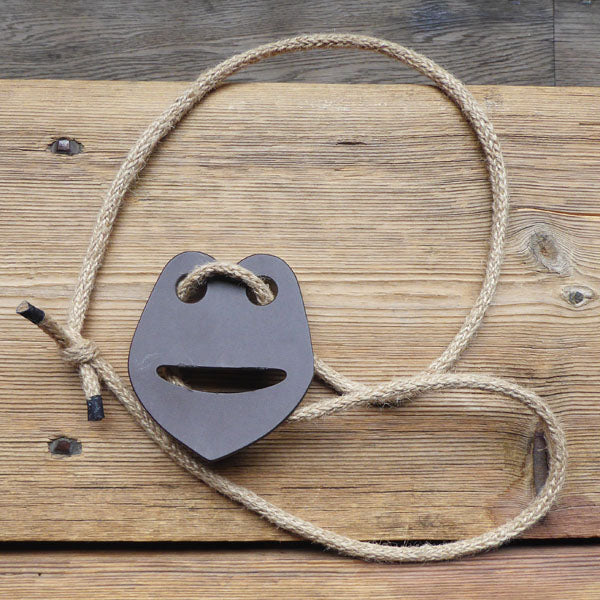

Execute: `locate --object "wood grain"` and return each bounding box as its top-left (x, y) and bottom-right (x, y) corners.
top-left (1, 80), bottom-right (600, 542)
top-left (0, 0), bottom-right (554, 84)
top-left (555, 0), bottom-right (600, 86)
top-left (1, 544), bottom-right (599, 599)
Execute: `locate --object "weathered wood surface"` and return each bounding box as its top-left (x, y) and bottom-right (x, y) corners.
top-left (4, 2), bottom-right (600, 86)
top-left (555, 0), bottom-right (600, 86)
top-left (1, 80), bottom-right (599, 542)
top-left (1, 544), bottom-right (599, 599)
top-left (0, 0), bottom-right (554, 84)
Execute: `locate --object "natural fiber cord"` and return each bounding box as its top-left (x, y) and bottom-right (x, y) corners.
top-left (18, 33), bottom-right (567, 562)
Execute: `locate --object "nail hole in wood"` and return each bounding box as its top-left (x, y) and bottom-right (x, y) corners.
top-left (48, 137), bottom-right (84, 156)
top-left (48, 436), bottom-right (82, 457)
top-left (561, 285), bottom-right (595, 308)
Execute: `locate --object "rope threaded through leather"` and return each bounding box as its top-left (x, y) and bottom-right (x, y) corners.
top-left (177, 261), bottom-right (274, 305)
top-left (18, 33), bottom-right (567, 563)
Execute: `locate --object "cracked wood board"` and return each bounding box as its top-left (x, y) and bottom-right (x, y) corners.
top-left (0, 80), bottom-right (599, 541)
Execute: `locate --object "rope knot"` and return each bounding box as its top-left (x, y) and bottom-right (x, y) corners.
top-left (17, 301), bottom-right (105, 421)
top-left (61, 337), bottom-right (100, 366)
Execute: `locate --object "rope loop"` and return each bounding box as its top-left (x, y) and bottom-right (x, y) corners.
top-left (17, 33), bottom-right (567, 563)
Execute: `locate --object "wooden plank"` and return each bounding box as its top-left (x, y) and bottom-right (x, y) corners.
top-left (555, 0), bottom-right (600, 86)
top-left (1, 544), bottom-right (599, 599)
top-left (1, 80), bottom-right (599, 542)
top-left (0, 1), bottom-right (554, 84)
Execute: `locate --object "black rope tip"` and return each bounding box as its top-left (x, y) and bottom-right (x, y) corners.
top-left (87, 395), bottom-right (105, 421)
top-left (16, 301), bottom-right (45, 325)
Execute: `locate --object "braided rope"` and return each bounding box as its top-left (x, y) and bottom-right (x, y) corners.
top-left (18, 33), bottom-right (567, 562)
